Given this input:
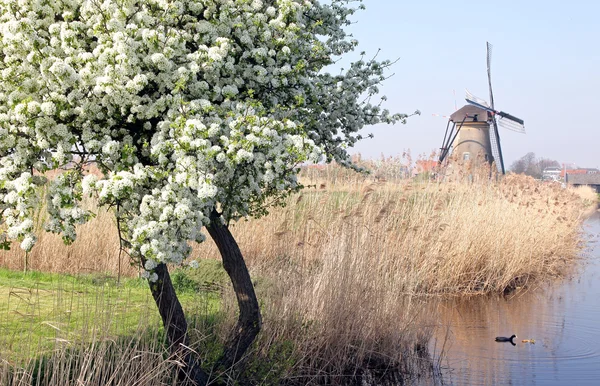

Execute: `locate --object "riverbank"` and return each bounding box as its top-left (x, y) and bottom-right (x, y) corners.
top-left (0, 265), bottom-right (433, 385)
top-left (0, 167), bottom-right (596, 384)
top-left (431, 213), bottom-right (600, 385)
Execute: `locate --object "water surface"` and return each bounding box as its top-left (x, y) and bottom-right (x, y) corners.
top-left (431, 211), bottom-right (600, 385)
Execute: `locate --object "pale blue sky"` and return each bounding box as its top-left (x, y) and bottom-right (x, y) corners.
top-left (346, 0), bottom-right (599, 168)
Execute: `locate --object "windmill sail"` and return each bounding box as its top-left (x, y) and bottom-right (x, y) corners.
top-left (497, 111), bottom-right (525, 126)
top-left (486, 42), bottom-right (505, 174)
top-left (465, 89), bottom-right (490, 109)
top-left (463, 43), bottom-right (526, 174)
top-left (489, 118), bottom-right (504, 173)
top-left (498, 117), bottom-right (526, 133)
top-left (486, 42), bottom-right (495, 109)
top-left (466, 91), bottom-right (526, 134)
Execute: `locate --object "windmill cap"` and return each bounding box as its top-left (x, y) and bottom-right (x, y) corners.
top-left (450, 105), bottom-right (490, 123)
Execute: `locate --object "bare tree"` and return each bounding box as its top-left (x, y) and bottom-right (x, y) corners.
top-left (510, 153), bottom-right (560, 179)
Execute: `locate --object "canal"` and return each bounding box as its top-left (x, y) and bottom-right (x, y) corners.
top-left (431, 211), bottom-right (600, 385)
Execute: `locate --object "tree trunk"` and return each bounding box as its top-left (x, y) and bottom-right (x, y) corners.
top-left (142, 210), bottom-right (261, 383)
top-left (145, 259), bottom-right (210, 385)
top-left (206, 212), bottom-right (262, 371)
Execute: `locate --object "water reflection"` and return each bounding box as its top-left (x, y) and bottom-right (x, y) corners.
top-left (432, 211), bottom-right (600, 385)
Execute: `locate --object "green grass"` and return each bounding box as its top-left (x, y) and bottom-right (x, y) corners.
top-left (0, 265), bottom-right (222, 363)
top-left (171, 259), bottom-right (228, 293)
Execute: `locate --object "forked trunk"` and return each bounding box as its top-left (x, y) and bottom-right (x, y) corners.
top-left (146, 260), bottom-right (210, 385)
top-left (144, 211), bottom-right (261, 384)
top-left (206, 212), bottom-right (262, 371)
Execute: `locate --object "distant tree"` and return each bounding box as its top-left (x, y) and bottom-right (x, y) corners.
top-left (510, 153), bottom-right (560, 179)
top-left (537, 158), bottom-right (561, 173)
top-left (510, 152), bottom-right (536, 175)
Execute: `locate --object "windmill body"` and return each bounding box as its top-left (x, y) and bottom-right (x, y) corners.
top-left (448, 105), bottom-right (494, 166)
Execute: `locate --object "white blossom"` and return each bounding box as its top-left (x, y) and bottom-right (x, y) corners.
top-left (82, 175), bottom-right (98, 195)
top-left (0, 0), bottom-right (406, 274)
top-left (20, 235), bottom-right (36, 252)
top-left (144, 259), bottom-right (157, 271)
top-left (251, 0), bottom-right (263, 11)
top-left (222, 85), bottom-right (239, 98)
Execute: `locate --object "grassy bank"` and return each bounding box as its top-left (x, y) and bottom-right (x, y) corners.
top-left (0, 265), bottom-right (231, 385)
top-left (0, 265), bottom-right (432, 385)
top-left (0, 164), bottom-right (596, 384)
top-left (0, 267), bottom-right (221, 356)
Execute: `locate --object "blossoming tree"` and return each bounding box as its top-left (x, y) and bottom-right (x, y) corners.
top-left (0, 0), bottom-right (412, 383)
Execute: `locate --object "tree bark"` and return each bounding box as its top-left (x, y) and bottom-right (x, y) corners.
top-left (145, 259), bottom-right (210, 385)
top-left (142, 210), bottom-right (261, 383)
top-left (206, 212), bottom-right (262, 371)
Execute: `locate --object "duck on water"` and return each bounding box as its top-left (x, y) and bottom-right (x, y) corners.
top-left (495, 335), bottom-right (517, 345)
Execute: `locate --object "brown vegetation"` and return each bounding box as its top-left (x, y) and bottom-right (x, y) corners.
top-left (1, 326), bottom-right (177, 386)
top-left (0, 162), bottom-right (596, 384)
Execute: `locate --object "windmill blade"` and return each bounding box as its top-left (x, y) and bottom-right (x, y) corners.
top-left (496, 111), bottom-right (524, 126)
top-left (489, 117), bottom-right (505, 174)
top-left (486, 42), bottom-right (506, 174)
top-left (487, 42), bottom-right (495, 110)
top-left (498, 117), bottom-right (526, 134)
top-left (465, 89), bottom-right (491, 109)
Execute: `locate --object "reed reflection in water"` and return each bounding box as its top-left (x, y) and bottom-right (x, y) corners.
top-left (431, 212), bottom-right (600, 385)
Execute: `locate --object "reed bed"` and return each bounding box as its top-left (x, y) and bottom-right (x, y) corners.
top-left (0, 272), bottom-right (175, 386)
top-left (1, 328), bottom-right (178, 386)
top-left (210, 171), bottom-right (593, 381)
top-left (196, 173), bottom-right (592, 295)
top-left (0, 162), bottom-right (595, 384)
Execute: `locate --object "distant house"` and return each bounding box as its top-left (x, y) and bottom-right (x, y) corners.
top-left (413, 160), bottom-right (438, 177)
top-left (560, 168), bottom-right (600, 178)
top-left (566, 173), bottom-right (600, 193)
top-left (542, 167), bottom-right (562, 181)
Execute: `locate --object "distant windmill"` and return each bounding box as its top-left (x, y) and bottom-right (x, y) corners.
top-left (438, 42), bottom-right (525, 174)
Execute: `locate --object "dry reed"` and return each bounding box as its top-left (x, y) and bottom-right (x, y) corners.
top-left (0, 278), bottom-right (180, 386)
top-left (1, 333), bottom-right (179, 386)
top-left (195, 173), bottom-right (592, 295)
top-left (0, 162), bottom-right (595, 384)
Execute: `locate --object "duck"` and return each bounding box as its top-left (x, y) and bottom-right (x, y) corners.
top-left (495, 334), bottom-right (517, 343)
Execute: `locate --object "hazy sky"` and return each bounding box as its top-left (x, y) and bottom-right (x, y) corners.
top-left (344, 0), bottom-right (599, 168)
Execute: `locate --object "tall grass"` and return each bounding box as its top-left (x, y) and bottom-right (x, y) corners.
top-left (0, 272), bottom-right (174, 386)
top-left (194, 173), bottom-right (592, 295)
top-left (0, 162), bottom-right (595, 384)
top-left (0, 269), bottom-right (224, 386)
top-left (1, 330), bottom-right (179, 386)
top-left (210, 170), bottom-right (593, 382)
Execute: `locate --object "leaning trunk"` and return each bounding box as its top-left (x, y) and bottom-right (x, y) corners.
top-left (206, 213), bottom-right (262, 371)
top-left (143, 210), bottom-right (261, 383)
top-left (145, 259), bottom-right (210, 385)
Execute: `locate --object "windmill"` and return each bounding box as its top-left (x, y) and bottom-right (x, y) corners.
top-left (438, 42), bottom-right (525, 174)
